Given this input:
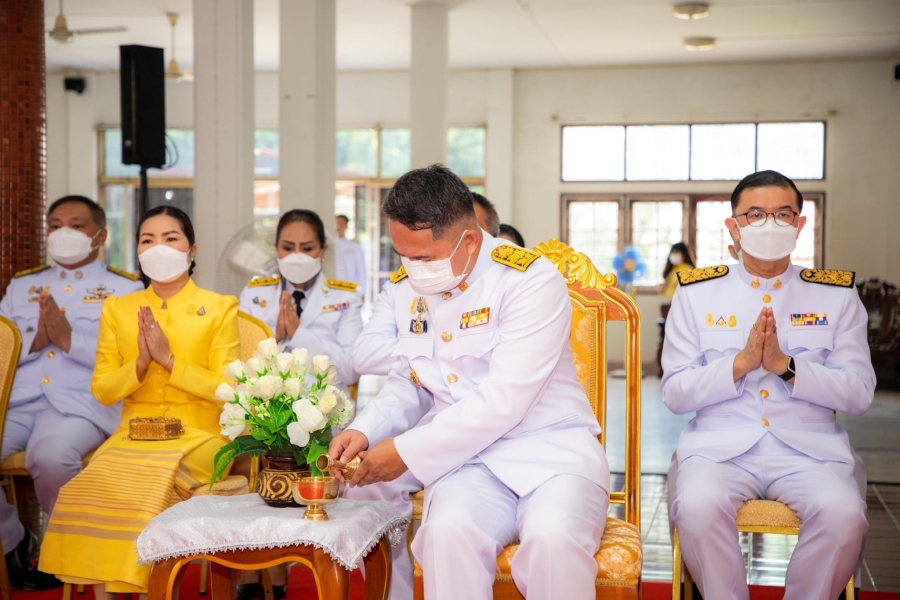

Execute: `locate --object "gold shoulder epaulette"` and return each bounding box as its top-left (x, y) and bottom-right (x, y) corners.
top-left (800, 268), bottom-right (855, 288)
top-left (389, 266), bottom-right (407, 284)
top-left (677, 265), bottom-right (729, 286)
top-left (13, 265), bottom-right (50, 279)
top-left (491, 244), bottom-right (540, 272)
top-left (325, 279), bottom-right (359, 292)
top-left (248, 275), bottom-right (280, 288)
top-left (106, 266), bottom-right (140, 281)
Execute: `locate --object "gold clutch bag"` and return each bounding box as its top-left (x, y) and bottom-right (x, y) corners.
top-left (129, 417), bottom-right (185, 441)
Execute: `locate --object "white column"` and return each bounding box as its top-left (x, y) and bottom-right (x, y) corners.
top-left (410, 2), bottom-right (448, 168)
top-left (485, 68), bottom-right (514, 223)
top-left (192, 0), bottom-right (255, 291)
top-left (66, 74), bottom-right (98, 200)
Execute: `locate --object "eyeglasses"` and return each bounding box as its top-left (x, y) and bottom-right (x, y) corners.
top-left (733, 209), bottom-right (799, 227)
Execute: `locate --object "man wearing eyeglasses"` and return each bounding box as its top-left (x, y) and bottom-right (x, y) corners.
top-left (661, 170), bottom-right (875, 600)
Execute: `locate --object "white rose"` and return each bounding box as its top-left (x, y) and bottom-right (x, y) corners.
top-left (283, 377), bottom-right (303, 399)
top-left (312, 355), bottom-right (329, 375)
top-left (322, 370), bottom-right (337, 385)
top-left (286, 422), bottom-right (310, 447)
top-left (256, 374), bottom-right (283, 400)
top-left (214, 382), bottom-right (236, 402)
top-left (318, 392), bottom-right (337, 414)
top-left (275, 352), bottom-right (295, 375)
top-left (224, 359), bottom-right (247, 381)
top-left (219, 402), bottom-right (247, 440)
top-left (291, 348), bottom-right (309, 368)
top-left (293, 398), bottom-right (326, 432)
top-left (247, 357), bottom-right (267, 376)
top-left (236, 392), bottom-right (252, 412)
top-left (257, 338), bottom-right (279, 358)
top-left (332, 395), bottom-right (355, 429)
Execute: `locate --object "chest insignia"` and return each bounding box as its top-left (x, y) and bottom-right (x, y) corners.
top-left (728, 315), bottom-right (737, 327)
top-left (706, 313), bottom-right (713, 327)
top-left (491, 245), bottom-right (540, 271)
top-left (197, 307), bottom-right (206, 316)
top-left (410, 313), bottom-right (428, 334)
top-left (323, 302), bottom-right (350, 313)
top-left (800, 269), bottom-right (855, 288)
top-left (677, 265), bottom-right (729, 286)
top-left (325, 279), bottom-right (359, 293)
top-left (26, 326), bottom-right (34, 333)
top-left (716, 316), bottom-right (726, 328)
top-left (84, 284), bottom-right (113, 303)
top-left (460, 307), bottom-right (491, 329)
top-left (791, 313), bottom-right (828, 326)
top-left (409, 369), bottom-right (421, 388)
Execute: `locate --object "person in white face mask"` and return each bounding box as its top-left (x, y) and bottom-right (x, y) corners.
top-left (662, 170), bottom-right (874, 600)
top-left (40, 206), bottom-right (241, 599)
top-left (0, 196), bottom-right (144, 591)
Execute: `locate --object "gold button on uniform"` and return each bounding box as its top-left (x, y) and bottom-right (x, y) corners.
top-left (759, 389), bottom-right (769, 398)
top-left (762, 294), bottom-right (772, 303)
top-left (47, 351), bottom-right (55, 358)
top-left (41, 377), bottom-right (50, 385)
top-left (441, 332), bottom-right (453, 342)
top-left (442, 292), bottom-right (452, 300)
top-left (762, 418), bottom-right (770, 426)
top-left (751, 279), bottom-right (760, 289)
top-left (447, 374), bottom-right (458, 383)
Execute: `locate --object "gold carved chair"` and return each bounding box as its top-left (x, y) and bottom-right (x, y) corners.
top-left (411, 238), bottom-right (643, 600)
top-left (672, 499), bottom-right (855, 599)
top-left (0, 315), bottom-right (21, 600)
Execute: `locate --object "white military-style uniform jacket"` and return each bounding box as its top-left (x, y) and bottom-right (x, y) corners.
top-left (334, 237), bottom-right (368, 297)
top-left (0, 261), bottom-right (144, 434)
top-left (348, 234), bottom-right (609, 499)
top-left (661, 260), bottom-right (876, 466)
top-left (238, 272), bottom-right (363, 387)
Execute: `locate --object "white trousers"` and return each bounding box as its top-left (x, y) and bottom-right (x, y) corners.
top-left (0, 397), bottom-right (105, 551)
top-left (669, 434), bottom-right (867, 600)
top-left (411, 463), bottom-right (608, 600)
top-left (344, 469), bottom-right (423, 600)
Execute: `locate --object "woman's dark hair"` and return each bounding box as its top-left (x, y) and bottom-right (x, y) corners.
top-left (276, 209), bottom-right (327, 248)
top-left (136, 205), bottom-right (196, 276)
top-left (382, 164), bottom-right (475, 239)
top-left (662, 241), bottom-right (696, 280)
top-left (498, 223), bottom-right (525, 248)
top-left (731, 170), bottom-right (803, 214)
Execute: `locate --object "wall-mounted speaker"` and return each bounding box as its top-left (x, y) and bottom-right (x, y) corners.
top-left (119, 45), bottom-right (166, 167)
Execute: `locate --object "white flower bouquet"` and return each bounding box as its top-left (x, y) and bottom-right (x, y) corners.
top-left (210, 338), bottom-right (353, 484)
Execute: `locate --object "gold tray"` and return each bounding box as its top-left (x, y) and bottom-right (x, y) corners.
top-left (129, 417), bottom-right (184, 440)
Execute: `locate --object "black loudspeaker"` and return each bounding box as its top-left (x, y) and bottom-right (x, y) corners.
top-left (119, 45), bottom-right (166, 167)
top-left (64, 77), bottom-right (86, 94)
top-left (895, 64), bottom-right (900, 81)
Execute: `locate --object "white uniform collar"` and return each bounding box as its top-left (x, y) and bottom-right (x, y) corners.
top-left (53, 259), bottom-right (102, 281)
top-left (735, 257), bottom-right (794, 291)
top-left (456, 230), bottom-right (500, 291)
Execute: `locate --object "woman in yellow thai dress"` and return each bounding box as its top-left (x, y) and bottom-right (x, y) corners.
top-left (39, 206), bottom-right (240, 597)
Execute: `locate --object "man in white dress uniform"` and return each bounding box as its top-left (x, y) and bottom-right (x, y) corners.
top-left (334, 215), bottom-right (368, 297)
top-left (329, 164), bottom-right (609, 600)
top-left (662, 170), bottom-right (875, 600)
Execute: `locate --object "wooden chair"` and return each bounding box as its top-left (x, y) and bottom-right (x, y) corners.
top-left (672, 499), bottom-right (855, 599)
top-left (411, 238), bottom-right (643, 600)
top-left (0, 315), bottom-right (22, 600)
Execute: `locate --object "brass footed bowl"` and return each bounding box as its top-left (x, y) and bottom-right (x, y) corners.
top-left (292, 477), bottom-right (340, 521)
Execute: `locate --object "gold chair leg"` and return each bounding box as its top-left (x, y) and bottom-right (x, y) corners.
top-left (672, 529), bottom-right (682, 600)
top-left (846, 574), bottom-right (855, 600)
top-left (198, 560), bottom-right (209, 594)
top-left (62, 584), bottom-right (73, 600)
top-left (260, 568), bottom-right (274, 600)
top-left (77, 584), bottom-right (86, 594)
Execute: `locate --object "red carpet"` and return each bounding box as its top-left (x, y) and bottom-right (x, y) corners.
top-left (12, 570), bottom-right (900, 600)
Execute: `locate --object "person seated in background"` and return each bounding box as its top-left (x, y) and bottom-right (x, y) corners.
top-left (0, 195), bottom-right (143, 591)
top-left (662, 170), bottom-right (874, 600)
top-left (472, 192), bottom-right (500, 237)
top-left (497, 223), bottom-right (525, 247)
top-left (661, 241), bottom-right (696, 300)
top-left (39, 206), bottom-right (240, 599)
top-left (334, 214), bottom-right (368, 297)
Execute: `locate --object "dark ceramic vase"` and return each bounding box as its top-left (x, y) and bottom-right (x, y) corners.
top-left (256, 451), bottom-right (310, 507)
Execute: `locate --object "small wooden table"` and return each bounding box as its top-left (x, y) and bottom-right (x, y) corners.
top-left (147, 536), bottom-right (392, 600)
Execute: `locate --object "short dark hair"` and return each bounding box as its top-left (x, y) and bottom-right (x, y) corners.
top-left (277, 209), bottom-right (326, 248)
top-left (731, 170), bottom-right (803, 214)
top-left (472, 193), bottom-right (500, 237)
top-left (47, 195), bottom-right (106, 229)
top-left (335, 214), bottom-right (349, 224)
top-left (498, 223), bottom-right (525, 248)
top-left (137, 206), bottom-right (196, 276)
top-left (382, 164), bottom-right (475, 239)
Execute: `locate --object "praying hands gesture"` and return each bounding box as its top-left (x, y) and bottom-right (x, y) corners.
top-left (733, 307), bottom-right (791, 382)
top-left (275, 290), bottom-right (300, 342)
top-left (136, 306), bottom-right (173, 380)
top-left (29, 293), bottom-right (72, 354)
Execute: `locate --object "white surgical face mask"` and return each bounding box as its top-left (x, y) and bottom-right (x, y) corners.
top-left (47, 227), bottom-right (100, 266)
top-left (278, 252), bottom-right (322, 284)
top-left (738, 220), bottom-right (799, 262)
top-left (669, 252), bottom-right (683, 266)
top-left (138, 244), bottom-right (191, 283)
top-left (401, 230), bottom-right (472, 295)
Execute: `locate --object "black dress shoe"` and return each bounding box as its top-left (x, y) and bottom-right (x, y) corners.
top-left (5, 531), bottom-right (34, 590)
top-left (236, 583), bottom-right (260, 600)
top-left (20, 568), bottom-right (64, 591)
top-left (271, 584), bottom-right (287, 600)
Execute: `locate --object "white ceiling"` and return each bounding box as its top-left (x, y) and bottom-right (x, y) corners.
top-left (45, 0), bottom-right (900, 73)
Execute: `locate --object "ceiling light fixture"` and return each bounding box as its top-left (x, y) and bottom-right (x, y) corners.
top-left (673, 3), bottom-right (710, 20)
top-left (683, 37), bottom-right (716, 51)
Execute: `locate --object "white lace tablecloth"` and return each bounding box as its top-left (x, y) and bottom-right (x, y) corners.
top-left (136, 495), bottom-right (408, 570)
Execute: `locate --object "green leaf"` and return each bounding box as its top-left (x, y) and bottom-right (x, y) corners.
top-left (307, 439), bottom-right (329, 477)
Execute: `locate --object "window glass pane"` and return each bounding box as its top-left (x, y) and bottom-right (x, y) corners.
top-left (631, 201), bottom-right (684, 286)
top-left (102, 129), bottom-right (195, 179)
top-left (102, 130), bottom-right (141, 178)
top-left (148, 187), bottom-right (193, 217)
top-left (380, 129), bottom-right (411, 178)
top-left (625, 125), bottom-right (690, 181)
top-left (567, 201), bottom-right (619, 276)
top-left (255, 130), bottom-right (279, 177)
top-left (254, 182), bottom-right (280, 217)
top-left (101, 184), bottom-right (135, 273)
top-left (690, 124), bottom-right (756, 181)
top-left (336, 129), bottom-right (378, 178)
top-left (561, 126), bottom-right (625, 182)
top-left (447, 127), bottom-right (485, 178)
top-left (695, 200), bottom-right (736, 267)
top-left (756, 122), bottom-right (825, 180)
top-left (792, 200), bottom-right (816, 268)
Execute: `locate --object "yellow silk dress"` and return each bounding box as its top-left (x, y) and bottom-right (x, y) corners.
top-left (39, 279), bottom-right (240, 593)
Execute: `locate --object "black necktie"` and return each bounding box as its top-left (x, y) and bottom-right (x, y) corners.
top-left (292, 291), bottom-right (305, 318)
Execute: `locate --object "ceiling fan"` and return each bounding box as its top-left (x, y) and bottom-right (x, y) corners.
top-left (48, 0), bottom-right (127, 43)
top-left (165, 13), bottom-right (193, 83)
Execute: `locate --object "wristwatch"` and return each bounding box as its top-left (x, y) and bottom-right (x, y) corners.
top-left (778, 356), bottom-right (796, 381)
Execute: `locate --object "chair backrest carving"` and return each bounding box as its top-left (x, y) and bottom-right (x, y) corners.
top-left (534, 239), bottom-right (642, 528)
top-left (0, 315), bottom-right (22, 455)
top-left (237, 311), bottom-right (274, 362)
